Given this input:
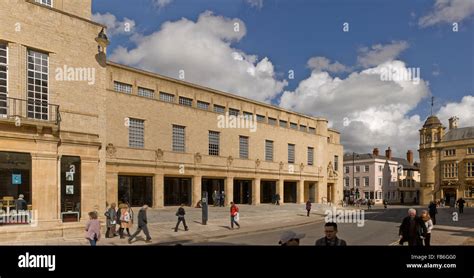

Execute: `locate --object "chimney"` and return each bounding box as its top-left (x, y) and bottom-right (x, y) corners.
top-left (448, 116), bottom-right (459, 130)
top-left (385, 147), bottom-right (392, 160)
top-left (407, 150), bottom-right (413, 164)
top-left (373, 148), bottom-right (379, 156)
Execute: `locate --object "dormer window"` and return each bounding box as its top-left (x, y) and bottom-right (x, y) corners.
top-left (35, 0), bottom-right (53, 7)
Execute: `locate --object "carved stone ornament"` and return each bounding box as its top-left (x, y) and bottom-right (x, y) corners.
top-left (300, 163), bottom-right (305, 171)
top-left (227, 156), bottom-right (234, 166)
top-left (279, 161), bottom-right (284, 170)
top-left (106, 143), bottom-right (116, 158)
top-left (155, 149), bottom-right (164, 160)
top-left (255, 158), bottom-right (261, 168)
top-left (194, 152), bottom-right (202, 164)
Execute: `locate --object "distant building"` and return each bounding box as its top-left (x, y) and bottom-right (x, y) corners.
top-left (343, 148), bottom-right (420, 204)
top-left (419, 116), bottom-right (474, 206)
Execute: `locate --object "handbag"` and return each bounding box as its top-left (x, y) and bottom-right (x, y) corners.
top-left (234, 212), bottom-right (240, 222)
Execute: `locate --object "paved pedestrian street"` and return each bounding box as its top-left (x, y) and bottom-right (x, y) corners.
top-left (4, 204), bottom-right (472, 246)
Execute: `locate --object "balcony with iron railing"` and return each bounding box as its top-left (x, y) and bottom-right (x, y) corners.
top-left (0, 96), bottom-right (60, 133)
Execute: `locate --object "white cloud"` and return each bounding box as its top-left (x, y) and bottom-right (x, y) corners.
top-left (307, 57), bottom-right (350, 73)
top-left (110, 11), bottom-right (287, 102)
top-left (437, 95), bottom-right (474, 127)
top-left (92, 13), bottom-right (135, 37)
top-left (152, 0), bottom-right (173, 9)
top-left (280, 60), bottom-right (430, 158)
top-left (419, 0), bottom-right (474, 27)
top-left (246, 0), bottom-right (264, 9)
top-left (357, 41), bottom-right (409, 68)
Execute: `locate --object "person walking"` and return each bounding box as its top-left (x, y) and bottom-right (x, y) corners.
top-left (399, 208), bottom-right (427, 246)
top-left (306, 200), bottom-right (312, 217)
top-left (230, 202), bottom-right (240, 229)
top-left (85, 211), bottom-right (100, 246)
top-left (383, 199), bottom-right (388, 209)
top-left (315, 222), bottom-right (347, 246)
top-left (420, 210), bottom-right (433, 246)
top-left (15, 194), bottom-right (27, 211)
top-left (174, 204), bottom-right (189, 232)
top-left (275, 193), bottom-right (281, 205)
top-left (105, 203), bottom-right (117, 238)
top-left (428, 201), bottom-right (438, 225)
top-left (212, 190), bottom-right (217, 207)
top-left (128, 204), bottom-right (152, 244)
top-left (456, 198), bottom-right (466, 214)
top-left (118, 203), bottom-right (131, 238)
top-left (367, 199), bottom-right (372, 210)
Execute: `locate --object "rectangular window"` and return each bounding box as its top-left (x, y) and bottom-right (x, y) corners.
top-left (265, 140), bottom-right (273, 161)
top-left (129, 118), bottom-right (144, 148)
top-left (344, 178), bottom-right (350, 187)
top-left (197, 101), bottom-right (210, 110)
top-left (355, 177), bottom-right (360, 187)
top-left (27, 50), bottom-right (49, 120)
top-left (308, 127), bottom-right (316, 134)
top-left (378, 177), bottom-right (382, 186)
top-left (229, 108), bottom-right (240, 116)
top-left (364, 165), bottom-right (369, 172)
top-left (300, 125), bottom-right (307, 132)
top-left (345, 166), bottom-right (349, 174)
top-left (307, 147), bottom-right (314, 165)
top-left (0, 43), bottom-right (7, 115)
top-left (138, 87), bottom-right (155, 98)
top-left (243, 111), bottom-right (253, 120)
top-left (209, 131), bottom-right (220, 156)
top-left (114, 81), bottom-right (132, 94)
top-left (279, 120), bottom-right (287, 128)
top-left (444, 149), bottom-right (456, 156)
top-left (467, 147), bottom-right (474, 154)
top-left (290, 122), bottom-right (298, 130)
top-left (159, 92), bottom-right (175, 103)
top-left (268, 117), bottom-right (277, 126)
top-left (466, 162), bottom-right (474, 178)
top-left (239, 136), bottom-right (249, 159)
top-left (35, 0), bottom-right (52, 7)
top-left (213, 104), bottom-right (225, 114)
top-left (364, 177), bottom-right (369, 187)
top-left (172, 125), bottom-right (185, 152)
top-left (179, 96), bottom-right (193, 107)
top-left (443, 163), bottom-right (458, 178)
top-left (355, 165), bottom-right (360, 173)
top-left (256, 114), bottom-right (265, 123)
top-left (334, 155), bottom-right (339, 171)
top-left (288, 144), bottom-right (295, 164)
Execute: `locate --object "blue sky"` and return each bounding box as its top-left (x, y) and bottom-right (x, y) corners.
top-left (92, 0), bottom-right (474, 157)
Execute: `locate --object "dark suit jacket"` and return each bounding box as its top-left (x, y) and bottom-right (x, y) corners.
top-left (138, 208), bottom-right (148, 227)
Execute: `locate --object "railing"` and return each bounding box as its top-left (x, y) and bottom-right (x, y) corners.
top-left (0, 96), bottom-right (60, 125)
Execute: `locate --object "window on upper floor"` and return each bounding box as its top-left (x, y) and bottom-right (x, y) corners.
top-left (288, 144), bottom-right (295, 164)
top-left (307, 147), bottom-right (314, 166)
top-left (239, 136), bottom-right (249, 159)
top-left (27, 49), bottom-right (49, 120)
top-left (300, 125), bottom-right (307, 132)
top-left (114, 82), bottom-right (132, 94)
top-left (443, 163), bottom-right (458, 178)
top-left (0, 43), bottom-right (7, 116)
top-left (197, 101), bottom-right (210, 111)
top-left (265, 140), bottom-right (274, 161)
top-left (467, 147), bottom-right (474, 155)
top-left (138, 87), bottom-right (155, 98)
top-left (268, 117), bottom-right (277, 126)
top-left (159, 92), bottom-right (175, 103)
top-left (208, 131), bottom-right (220, 156)
top-left (308, 127), bottom-right (316, 134)
top-left (229, 108), bottom-right (240, 116)
top-left (129, 118), bottom-right (144, 148)
top-left (213, 105), bottom-right (225, 114)
top-left (290, 122), bottom-right (298, 130)
top-left (444, 149), bottom-right (456, 157)
top-left (256, 114), bottom-right (266, 123)
top-left (279, 120), bottom-right (287, 128)
top-left (35, 0), bottom-right (53, 7)
top-left (179, 96), bottom-right (193, 107)
top-left (364, 165), bottom-right (369, 172)
top-left (172, 125), bottom-right (185, 152)
top-left (345, 166), bottom-right (350, 174)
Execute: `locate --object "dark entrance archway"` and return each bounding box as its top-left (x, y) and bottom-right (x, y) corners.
top-left (260, 180), bottom-right (276, 203)
top-left (202, 178), bottom-right (224, 206)
top-left (164, 177), bottom-right (191, 206)
top-left (443, 188), bottom-right (457, 207)
top-left (234, 179), bottom-right (252, 204)
top-left (118, 176), bottom-right (153, 207)
top-left (284, 181), bottom-right (297, 203)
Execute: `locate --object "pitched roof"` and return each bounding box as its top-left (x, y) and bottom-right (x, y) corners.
top-left (443, 127), bottom-right (474, 142)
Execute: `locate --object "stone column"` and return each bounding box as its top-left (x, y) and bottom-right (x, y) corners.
top-left (277, 178), bottom-right (284, 205)
top-left (225, 176), bottom-right (233, 206)
top-left (192, 175), bottom-right (202, 207)
top-left (81, 157), bottom-right (100, 220)
top-left (252, 178), bottom-right (261, 205)
top-left (297, 178), bottom-right (305, 204)
top-left (31, 153), bottom-right (59, 222)
top-left (153, 173), bottom-right (164, 208)
top-left (106, 171), bottom-right (118, 207)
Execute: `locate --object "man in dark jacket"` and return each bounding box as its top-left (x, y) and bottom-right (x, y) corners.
top-left (456, 198), bottom-right (466, 214)
top-left (428, 201), bottom-right (438, 225)
top-left (174, 204), bottom-right (189, 232)
top-left (399, 208), bottom-right (427, 246)
top-left (315, 222), bottom-right (347, 246)
top-left (128, 204), bottom-right (152, 243)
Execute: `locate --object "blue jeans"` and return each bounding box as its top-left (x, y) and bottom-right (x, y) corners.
top-left (88, 239), bottom-right (97, 246)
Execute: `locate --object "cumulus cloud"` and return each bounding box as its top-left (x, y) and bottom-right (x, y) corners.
top-left (110, 11), bottom-right (287, 102)
top-left (419, 0), bottom-right (474, 27)
top-left (307, 57), bottom-right (350, 73)
top-left (437, 95), bottom-right (474, 127)
top-left (246, 0), bottom-right (264, 9)
top-left (280, 60), bottom-right (430, 157)
top-left (357, 41), bottom-right (409, 68)
top-left (92, 13), bottom-right (135, 36)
